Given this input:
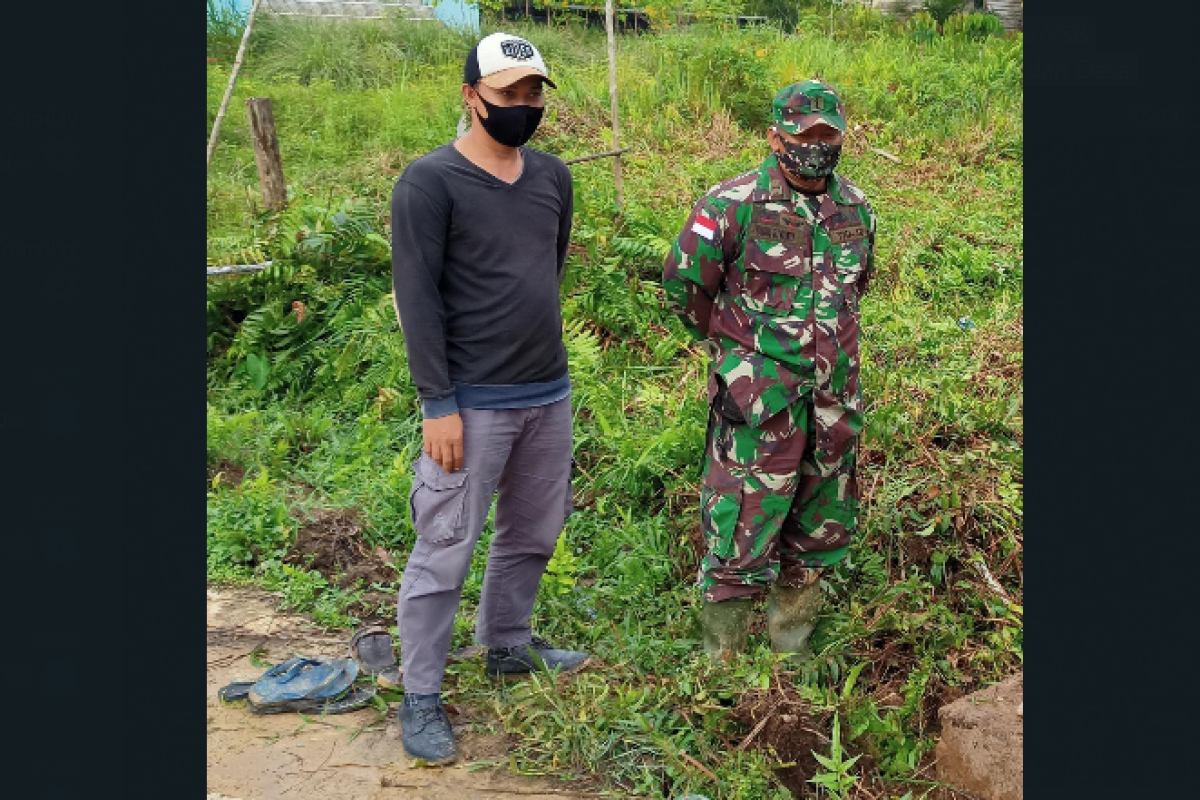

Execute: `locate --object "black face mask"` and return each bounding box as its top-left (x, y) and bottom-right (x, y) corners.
top-left (472, 94), bottom-right (544, 148)
top-left (776, 140), bottom-right (842, 180)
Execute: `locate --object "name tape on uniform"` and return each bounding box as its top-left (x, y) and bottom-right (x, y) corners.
top-left (748, 210), bottom-right (810, 246)
top-left (749, 223), bottom-right (807, 244)
top-left (828, 225), bottom-right (869, 245)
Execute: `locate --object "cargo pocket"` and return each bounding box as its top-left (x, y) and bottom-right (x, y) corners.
top-left (700, 483), bottom-right (744, 561)
top-left (409, 455), bottom-right (469, 545)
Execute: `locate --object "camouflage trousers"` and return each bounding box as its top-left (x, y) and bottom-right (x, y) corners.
top-left (698, 382), bottom-right (863, 603)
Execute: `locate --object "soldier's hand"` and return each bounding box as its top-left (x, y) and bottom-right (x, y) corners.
top-left (423, 412), bottom-right (464, 473)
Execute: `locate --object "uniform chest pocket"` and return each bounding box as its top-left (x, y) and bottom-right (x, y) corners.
top-left (739, 212), bottom-right (813, 316)
top-left (829, 243), bottom-right (870, 317)
top-left (828, 221), bottom-right (870, 280)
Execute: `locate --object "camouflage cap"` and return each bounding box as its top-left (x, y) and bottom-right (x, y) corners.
top-left (772, 80), bottom-right (846, 134)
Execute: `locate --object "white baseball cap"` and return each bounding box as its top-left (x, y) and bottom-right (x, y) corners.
top-left (464, 32), bottom-right (556, 89)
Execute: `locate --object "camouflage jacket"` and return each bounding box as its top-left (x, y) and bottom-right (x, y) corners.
top-left (662, 153), bottom-right (876, 428)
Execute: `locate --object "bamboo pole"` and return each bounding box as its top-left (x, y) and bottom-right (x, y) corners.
top-left (206, 262), bottom-right (272, 278)
top-left (604, 0), bottom-right (624, 210)
top-left (849, 125), bottom-right (902, 164)
top-left (563, 147), bottom-right (629, 166)
top-left (207, 0), bottom-right (265, 171)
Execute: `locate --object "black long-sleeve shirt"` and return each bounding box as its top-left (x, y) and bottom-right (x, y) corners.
top-left (390, 143), bottom-right (574, 418)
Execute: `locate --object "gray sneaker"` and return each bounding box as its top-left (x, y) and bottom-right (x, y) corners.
top-left (486, 635), bottom-right (590, 679)
top-left (398, 694), bottom-right (457, 765)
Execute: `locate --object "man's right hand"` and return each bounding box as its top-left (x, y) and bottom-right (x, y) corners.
top-left (423, 412), bottom-right (464, 473)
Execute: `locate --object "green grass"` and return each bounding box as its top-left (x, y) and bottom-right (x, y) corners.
top-left (207, 9), bottom-right (1021, 798)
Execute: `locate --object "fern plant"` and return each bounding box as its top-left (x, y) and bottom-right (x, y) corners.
top-left (207, 194), bottom-right (403, 407)
top-left (269, 197), bottom-right (390, 275)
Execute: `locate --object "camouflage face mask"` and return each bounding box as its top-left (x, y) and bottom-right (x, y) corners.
top-left (776, 140), bottom-right (842, 179)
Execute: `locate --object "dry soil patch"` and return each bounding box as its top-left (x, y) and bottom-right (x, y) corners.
top-left (207, 585), bottom-right (588, 800)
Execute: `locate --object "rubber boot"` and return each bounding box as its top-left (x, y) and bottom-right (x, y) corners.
top-left (700, 599), bottom-right (753, 659)
top-left (766, 582), bottom-right (822, 662)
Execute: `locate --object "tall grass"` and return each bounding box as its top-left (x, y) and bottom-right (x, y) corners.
top-left (248, 15), bottom-right (477, 89)
top-left (207, 16), bottom-right (1020, 248)
top-left (206, 0), bottom-right (248, 62)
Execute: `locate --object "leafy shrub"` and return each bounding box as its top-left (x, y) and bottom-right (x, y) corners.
top-left (944, 11), bottom-right (1005, 41)
top-left (207, 471), bottom-right (296, 575)
top-left (905, 10), bottom-right (939, 43)
top-left (922, 0), bottom-right (966, 29)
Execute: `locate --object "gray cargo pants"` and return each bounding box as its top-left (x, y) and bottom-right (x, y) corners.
top-left (397, 396), bottom-right (573, 694)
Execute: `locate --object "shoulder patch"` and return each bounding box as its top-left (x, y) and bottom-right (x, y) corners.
top-left (691, 215), bottom-right (718, 240)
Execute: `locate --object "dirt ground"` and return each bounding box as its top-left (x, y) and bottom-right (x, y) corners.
top-left (284, 506), bottom-right (397, 624)
top-left (206, 585), bottom-right (594, 800)
top-left (729, 684), bottom-right (826, 797)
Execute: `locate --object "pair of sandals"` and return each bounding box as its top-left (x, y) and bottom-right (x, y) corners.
top-left (217, 626), bottom-right (401, 715)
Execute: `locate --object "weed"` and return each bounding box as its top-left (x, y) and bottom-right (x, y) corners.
top-left (207, 470), bottom-right (296, 576)
top-left (809, 711), bottom-right (861, 799)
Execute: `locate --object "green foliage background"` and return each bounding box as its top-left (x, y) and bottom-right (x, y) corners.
top-left (207, 7), bottom-right (1021, 798)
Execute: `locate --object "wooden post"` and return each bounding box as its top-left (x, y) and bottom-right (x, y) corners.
top-left (604, 0), bottom-right (624, 210)
top-left (207, 0), bottom-right (264, 170)
top-left (245, 97), bottom-right (288, 210)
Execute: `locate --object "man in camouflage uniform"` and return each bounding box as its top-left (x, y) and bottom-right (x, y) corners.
top-left (662, 80), bottom-right (876, 660)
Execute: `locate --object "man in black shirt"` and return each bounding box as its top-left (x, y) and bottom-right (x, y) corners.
top-left (390, 32), bottom-right (588, 765)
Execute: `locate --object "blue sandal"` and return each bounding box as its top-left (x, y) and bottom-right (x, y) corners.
top-left (247, 684), bottom-right (377, 715)
top-left (219, 656), bottom-right (371, 715)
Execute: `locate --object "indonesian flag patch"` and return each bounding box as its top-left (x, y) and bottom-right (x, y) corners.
top-left (691, 215), bottom-right (717, 240)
